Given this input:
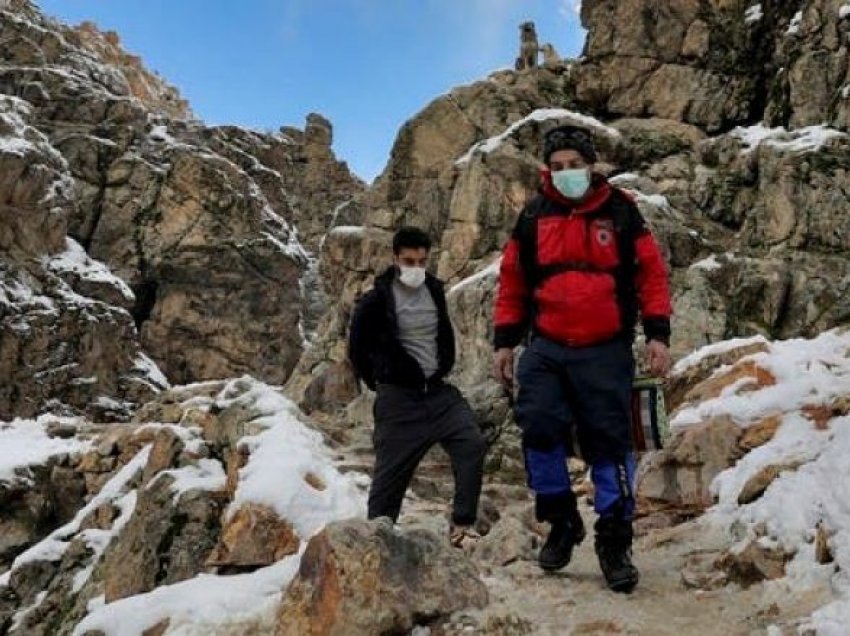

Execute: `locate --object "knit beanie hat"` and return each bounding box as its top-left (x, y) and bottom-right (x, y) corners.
top-left (542, 125), bottom-right (598, 164)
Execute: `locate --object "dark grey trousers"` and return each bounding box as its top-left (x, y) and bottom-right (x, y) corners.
top-left (367, 383), bottom-right (487, 526)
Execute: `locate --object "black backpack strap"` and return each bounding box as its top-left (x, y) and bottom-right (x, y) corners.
top-left (516, 197), bottom-right (541, 288)
top-left (606, 188), bottom-right (643, 339)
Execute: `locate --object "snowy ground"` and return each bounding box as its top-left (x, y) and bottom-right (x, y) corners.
top-left (5, 331), bottom-right (850, 634)
top-left (0, 416), bottom-right (89, 484)
top-left (1, 378), bottom-right (365, 636)
top-left (405, 330), bottom-right (850, 634)
top-left (691, 331), bottom-right (850, 635)
top-left (71, 377), bottom-right (365, 635)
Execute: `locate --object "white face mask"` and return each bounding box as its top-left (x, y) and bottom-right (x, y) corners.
top-left (551, 168), bottom-right (591, 200)
top-left (398, 266), bottom-right (427, 288)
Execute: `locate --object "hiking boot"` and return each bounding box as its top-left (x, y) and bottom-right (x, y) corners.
top-left (594, 516), bottom-right (639, 593)
top-left (449, 523), bottom-right (481, 551)
top-left (538, 515), bottom-right (586, 572)
top-left (535, 489), bottom-right (587, 572)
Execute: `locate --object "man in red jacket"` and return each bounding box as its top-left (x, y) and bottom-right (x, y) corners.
top-left (492, 125), bottom-right (672, 593)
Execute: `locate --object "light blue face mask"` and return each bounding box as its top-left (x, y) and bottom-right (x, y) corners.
top-left (551, 168), bottom-right (591, 200)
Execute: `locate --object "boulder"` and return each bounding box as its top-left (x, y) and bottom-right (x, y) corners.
top-left (276, 518), bottom-right (488, 635)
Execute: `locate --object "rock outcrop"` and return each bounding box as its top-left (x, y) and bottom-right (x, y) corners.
top-left (574, 0), bottom-right (850, 133)
top-left (288, 2), bottom-right (850, 442)
top-left (277, 518), bottom-right (488, 636)
top-left (0, 94), bottom-right (164, 420)
top-left (0, 0), bottom-right (364, 418)
top-left (0, 377), bottom-right (369, 635)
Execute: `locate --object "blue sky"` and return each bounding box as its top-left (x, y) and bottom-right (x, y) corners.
top-left (38, 1), bottom-right (586, 182)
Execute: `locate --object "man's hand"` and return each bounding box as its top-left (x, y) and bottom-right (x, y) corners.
top-left (646, 340), bottom-right (672, 377)
top-left (493, 348), bottom-right (515, 390)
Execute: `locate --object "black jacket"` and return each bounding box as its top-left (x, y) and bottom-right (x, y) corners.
top-left (348, 267), bottom-right (456, 390)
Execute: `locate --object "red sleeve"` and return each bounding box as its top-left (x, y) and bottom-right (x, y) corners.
top-left (493, 235), bottom-right (531, 349)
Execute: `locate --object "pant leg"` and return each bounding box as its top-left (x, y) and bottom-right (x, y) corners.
top-left (514, 338), bottom-right (575, 522)
top-left (432, 385), bottom-right (487, 526)
top-left (562, 339), bottom-right (635, 465)
top-left (591, 453), bottom-right (637, 519)
top-left (561, 339), bottom-right (637, 518)
top-left (367, 386), bottom-right (433, 522)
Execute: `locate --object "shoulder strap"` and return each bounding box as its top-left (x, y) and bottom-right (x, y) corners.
top-left (606, 187), bottom-right (643, 337)
top-left (516, 197), bottom-right (543, 287)
top-left (607, 188), bottom-right (638, 280)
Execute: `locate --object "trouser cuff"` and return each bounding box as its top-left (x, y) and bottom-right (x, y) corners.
top-left (535, 489), bottom-right (578, 523)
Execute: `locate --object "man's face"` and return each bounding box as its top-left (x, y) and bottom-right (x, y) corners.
top-left (548, 149), bottom-right (589, 171)
top-left (394, 247), bottom-right (429, 269)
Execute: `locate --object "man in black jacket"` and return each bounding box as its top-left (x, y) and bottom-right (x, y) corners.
top-left (348, 227), bottom-right (487, 547)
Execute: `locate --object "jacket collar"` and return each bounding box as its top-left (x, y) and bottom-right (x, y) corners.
top-left (539, 167), bottom-right (612, 214)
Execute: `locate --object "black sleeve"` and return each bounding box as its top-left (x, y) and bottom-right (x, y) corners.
top-left (436, 282), bottom-right (456, 374)
top-left (348, 291), bottom-right (380, 390)
top-left (642, 318), bottom-right (671, 346)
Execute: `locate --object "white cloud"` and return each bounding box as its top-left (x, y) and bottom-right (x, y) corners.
top-left (559, 0), bottom-right (582, 19)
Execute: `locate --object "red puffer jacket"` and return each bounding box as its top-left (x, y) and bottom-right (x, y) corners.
top-left (493, 170), bottom-right (672, 349)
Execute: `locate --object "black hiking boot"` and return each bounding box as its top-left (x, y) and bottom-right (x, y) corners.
top-left (594, 516), bottom-right (639, 593)
top-left (537, 491), bottom-right (586, 572)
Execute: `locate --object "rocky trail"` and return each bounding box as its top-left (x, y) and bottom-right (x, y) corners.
top-left (360, 456), bottom-right (830, 636)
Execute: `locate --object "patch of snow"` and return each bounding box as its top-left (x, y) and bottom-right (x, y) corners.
top-left (318, 199), bottom-right (356, 250)
top-left (709, 411), bottom-right (850, 632)
top-left (233, 182), bottom-right (308, 264)
top-left (132, 352), bottom-right (170, 389)
top-left (10, 590), bottom-right (47, 632)
top-left (628, 191), bottom-right (670, 209)
top-left (134, 423), bottom-right (207, 455)
top-left (670, 330), bottom-right (850, 630)
top-left (218, 377), bottom-right (364, 538)
top-left (148, 124), bottom-right (175, 144)
top-left (786, 10), bottom-right (803, 35)
top-left (73, 552), bottom-right (302, 636)
top-left (673, 331), bottom-right (850, 429)
top-left (455, 108), bottom-right (620, 165)
top-left (43, 238), bottom-right (135, 302)
top-left (840, 4), bottom-right (850, 19)
top-left (672, 335), bottom-right (769, 375)
top-left (91, 396), bottom-right (132, 413)
top-left (745, 4), bottom-right (763, 23)
top-left (0, 416), bottom-right (89, 484)
top-left (842, 86), bottom-right (850, 100)
top-left (448, 259), bottom-right (502, 296)
top-left (0, 277), bottom-right (54, 311)
top-left (328, 225), bottom-right (366, 237)
top-left (689, 254), bottom-right (724, 272)
top-left (0, 96), bottom-right (68, 169)
top-left (608, 172), bottom-right (641, 183)
top-left (0, 445), bottom-right (151, 584)
top-left (72, 489), bottom-right (138, 593)
top-left (730, 124), bottom-right (846, 154)
top-left (0, 136), bottom-right (38, 157)
top-left (711, 413), bottom-right (832, 519)
top-left (75, 377), bottom-right (366, 635)
top-left (153, 458), bottom-right (227, 502)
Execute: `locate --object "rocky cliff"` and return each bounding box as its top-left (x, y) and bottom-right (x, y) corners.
top-left (0, 0), bottom-right (363, 420)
